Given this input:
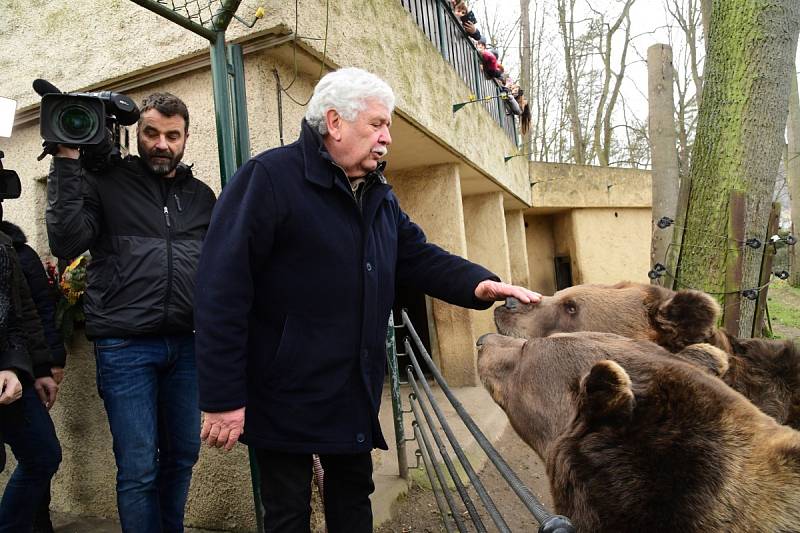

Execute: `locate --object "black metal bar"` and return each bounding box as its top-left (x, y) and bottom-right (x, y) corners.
top-left (405, 339), bottom-right (510, 532)
top-left (413, 426), bottom-right (456, 533)
top-left (407, 369), bottom-right (490, 532)
top-left (401, 310), bottom-right (557, 525)
top-left (399, 0), bottom-right (517, 143)
top-left (409, 395), bottom-right (469, 533)
top-left (386, 312), bottom-right (409, 479)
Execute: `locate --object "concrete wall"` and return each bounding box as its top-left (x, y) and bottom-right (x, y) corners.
top-left (524, 215), bottom-right (556, 296)
top-left (526, 162), bottom-right (653, 291)
top-left (463, 192), bottom-right (510, 344)
top-left (504, 210), bottom-right (530, 287)
top-left (389, 163), bottom-right (479, 387)
top-left (530, 162), bottom-right (650, 209)
top-left (570, 208), bottom-right (652, 284)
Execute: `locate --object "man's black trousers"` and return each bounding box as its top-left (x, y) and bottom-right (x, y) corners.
top-left (255, 449), bottom-right (374, 533)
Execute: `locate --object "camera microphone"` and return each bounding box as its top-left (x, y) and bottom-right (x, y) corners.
top-left (33, 79), bottom-right (62, 97)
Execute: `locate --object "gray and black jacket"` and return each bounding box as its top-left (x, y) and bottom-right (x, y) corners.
top-left (46, 156), bottom-right (216, 339)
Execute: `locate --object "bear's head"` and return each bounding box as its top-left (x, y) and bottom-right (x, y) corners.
top-left (724, 337), bottom-right (800, 428)
top-left (493, 282), bottom-right (720, 352)
top-left (477, 331), bottom-right (800, 532)
top-left (494, 282), bottom-right (800, 429)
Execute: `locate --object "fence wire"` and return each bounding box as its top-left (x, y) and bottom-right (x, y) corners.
top-left (152, 0), bottom-right (227, 28)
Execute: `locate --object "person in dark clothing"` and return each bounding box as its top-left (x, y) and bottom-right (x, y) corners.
top-left (0, 221), bottom-right (66, 533)
top-left (454, 1), bottom-right (482, 42)
top-left (1, 222), bottom-right (66, 373)
top-left (45, 92), bottom-right (216, 532)
top-left (0, 214), bottom-right (61, 533)
top-left (194, 67), bottom-right (541, 533)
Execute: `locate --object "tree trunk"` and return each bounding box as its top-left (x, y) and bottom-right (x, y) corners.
top-left (520, 0), bottom-right (532, 152)
top-left (789, 67), bottom-right (800, 287)
top-left (648, 44), bottom-right (680, 282)
top-left (675, 0), bottom-right (800, 337)
top-left (558, 0), bottom-right (585, 165)
top-left (700, 0), bottom-right (712, 45)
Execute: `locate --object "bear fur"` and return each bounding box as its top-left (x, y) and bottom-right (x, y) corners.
top-left (493, 282), bottom-right (800, 428)
top-left (477, 331), bottom-right (800, 533)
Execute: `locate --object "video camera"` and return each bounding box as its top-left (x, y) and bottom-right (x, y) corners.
top-left (33, 79), bottom-right (140, 171)
top-left (0, 152), bottom-right (22, 202)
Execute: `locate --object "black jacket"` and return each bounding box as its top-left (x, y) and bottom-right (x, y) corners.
top-left (0, 231), bottom-right (51, 380)
top-left (46, 156), bottom-right (216, 339)
top-left (1, 221), bottom-right (66, 367)
top-left (195, 120), bottom-right (497, 453)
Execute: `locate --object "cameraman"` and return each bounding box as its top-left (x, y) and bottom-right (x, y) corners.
top-left (0, 216), bottom-right (61, 533)
top-left (45, 93), bottom-right (216, 532)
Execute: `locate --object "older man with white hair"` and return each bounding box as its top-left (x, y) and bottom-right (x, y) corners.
top-left (194, 67), bottom-right (540, 532)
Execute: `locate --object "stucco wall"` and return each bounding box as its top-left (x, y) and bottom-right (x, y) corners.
top-left (570, 208), bottom-right (652, 285)
top-left (389, 163), bottom-right (479, 386)
top-left (530, 162), bottom-right (650, 209)
top-left (463, 192), bottom-right (510, 343)
top-left (504, 210), bottom-right (530, 287)
top-left (1, 0), bottom-right (527, 204)
top-left (524, 215), bottom-right (556, 296)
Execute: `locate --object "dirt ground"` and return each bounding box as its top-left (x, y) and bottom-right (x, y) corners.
top-left (374, 426), bottom-right (552, 533)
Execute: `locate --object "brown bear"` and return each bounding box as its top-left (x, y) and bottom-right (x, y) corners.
top-left (493, 282), bottom-right (800, 428)
top-left (477, 331), bottom-right (800, 533)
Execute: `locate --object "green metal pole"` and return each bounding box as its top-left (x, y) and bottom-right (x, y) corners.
top-left (213, 0), bottom-right (243, 31)
top-left (227, 43), bottom-right (251, 166)
top-left (209, 32), bottom-right (237, 186)
top-left (386, 311), bottom-right (408, 479)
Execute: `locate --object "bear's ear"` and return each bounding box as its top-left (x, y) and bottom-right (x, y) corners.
top-left (672, 343), bottom-right (730, 377)
top-left (653, 289), bottom-right (720, 351)
top-left (579, 360), bottom-right (635, 424)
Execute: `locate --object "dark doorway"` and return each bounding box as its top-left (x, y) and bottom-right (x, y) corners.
top-left (554, 256), bottom-right (573, 290)
top-left (391, 285), bottom-right (433, 380)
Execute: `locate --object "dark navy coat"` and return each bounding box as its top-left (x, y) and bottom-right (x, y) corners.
top-left (195, 120), bottom-right (497, 454)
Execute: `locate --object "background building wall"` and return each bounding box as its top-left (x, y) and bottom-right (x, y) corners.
top-left (524, 215), bottom-right (556, 295)
top-left (570, 208), bottom-right (652, 284)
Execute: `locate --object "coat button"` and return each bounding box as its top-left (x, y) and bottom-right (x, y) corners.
top-left (366, 261), bottom-right (373, 272)
top-left (356, 433), bottom-right (366, 443)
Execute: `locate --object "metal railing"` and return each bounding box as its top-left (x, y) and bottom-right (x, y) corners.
top-left (386, 311), bottom-right (574, 532)
top-left (399, 0), bottom-right (518, 145)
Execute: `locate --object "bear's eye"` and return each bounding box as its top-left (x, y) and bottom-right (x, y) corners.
top-left (564, 301), bottom-right (578, 315)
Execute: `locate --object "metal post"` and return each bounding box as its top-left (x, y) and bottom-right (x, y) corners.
top-left (386, 311), bottom-right (408, 478)
top-left (227, 43), bottom-right (251, 166)
top-left (209, 31), bottom-right (237, 186)
top-left (435, 0), bottom-right (448, 61)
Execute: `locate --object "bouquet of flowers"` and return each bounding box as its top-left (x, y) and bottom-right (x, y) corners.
top-left (45, 256), bottom-right (88, 342)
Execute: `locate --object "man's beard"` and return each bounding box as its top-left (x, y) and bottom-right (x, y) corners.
top-left (138, 138), bottom-right (184, 176)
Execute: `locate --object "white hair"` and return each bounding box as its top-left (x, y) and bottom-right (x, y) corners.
top-left (305, 67), bottom-right (396, 135)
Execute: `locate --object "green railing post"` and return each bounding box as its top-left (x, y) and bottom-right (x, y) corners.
top-left (227, 43), bottom-right (251, 166)
top-left (210, 32), bottom-right (237, 186)
top-left (386, 311), bottom-right (408, 479)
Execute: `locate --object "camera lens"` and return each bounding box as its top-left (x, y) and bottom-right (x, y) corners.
top-left (57, 105), bottom-right (97, 142)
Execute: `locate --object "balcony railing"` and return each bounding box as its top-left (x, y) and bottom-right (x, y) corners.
top-left (400, 0), bottom-right (519, 145)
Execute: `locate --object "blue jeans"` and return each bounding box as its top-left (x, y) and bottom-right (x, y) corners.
top-left (95, 335), bottom-right (200, 533)
top-left (0, 384), bottom-right (62, 533)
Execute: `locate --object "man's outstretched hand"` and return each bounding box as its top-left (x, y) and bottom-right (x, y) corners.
top-left (474, 279), bottom-right (542, 304)
top-left (201, 407), bottom-right (245, 451)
